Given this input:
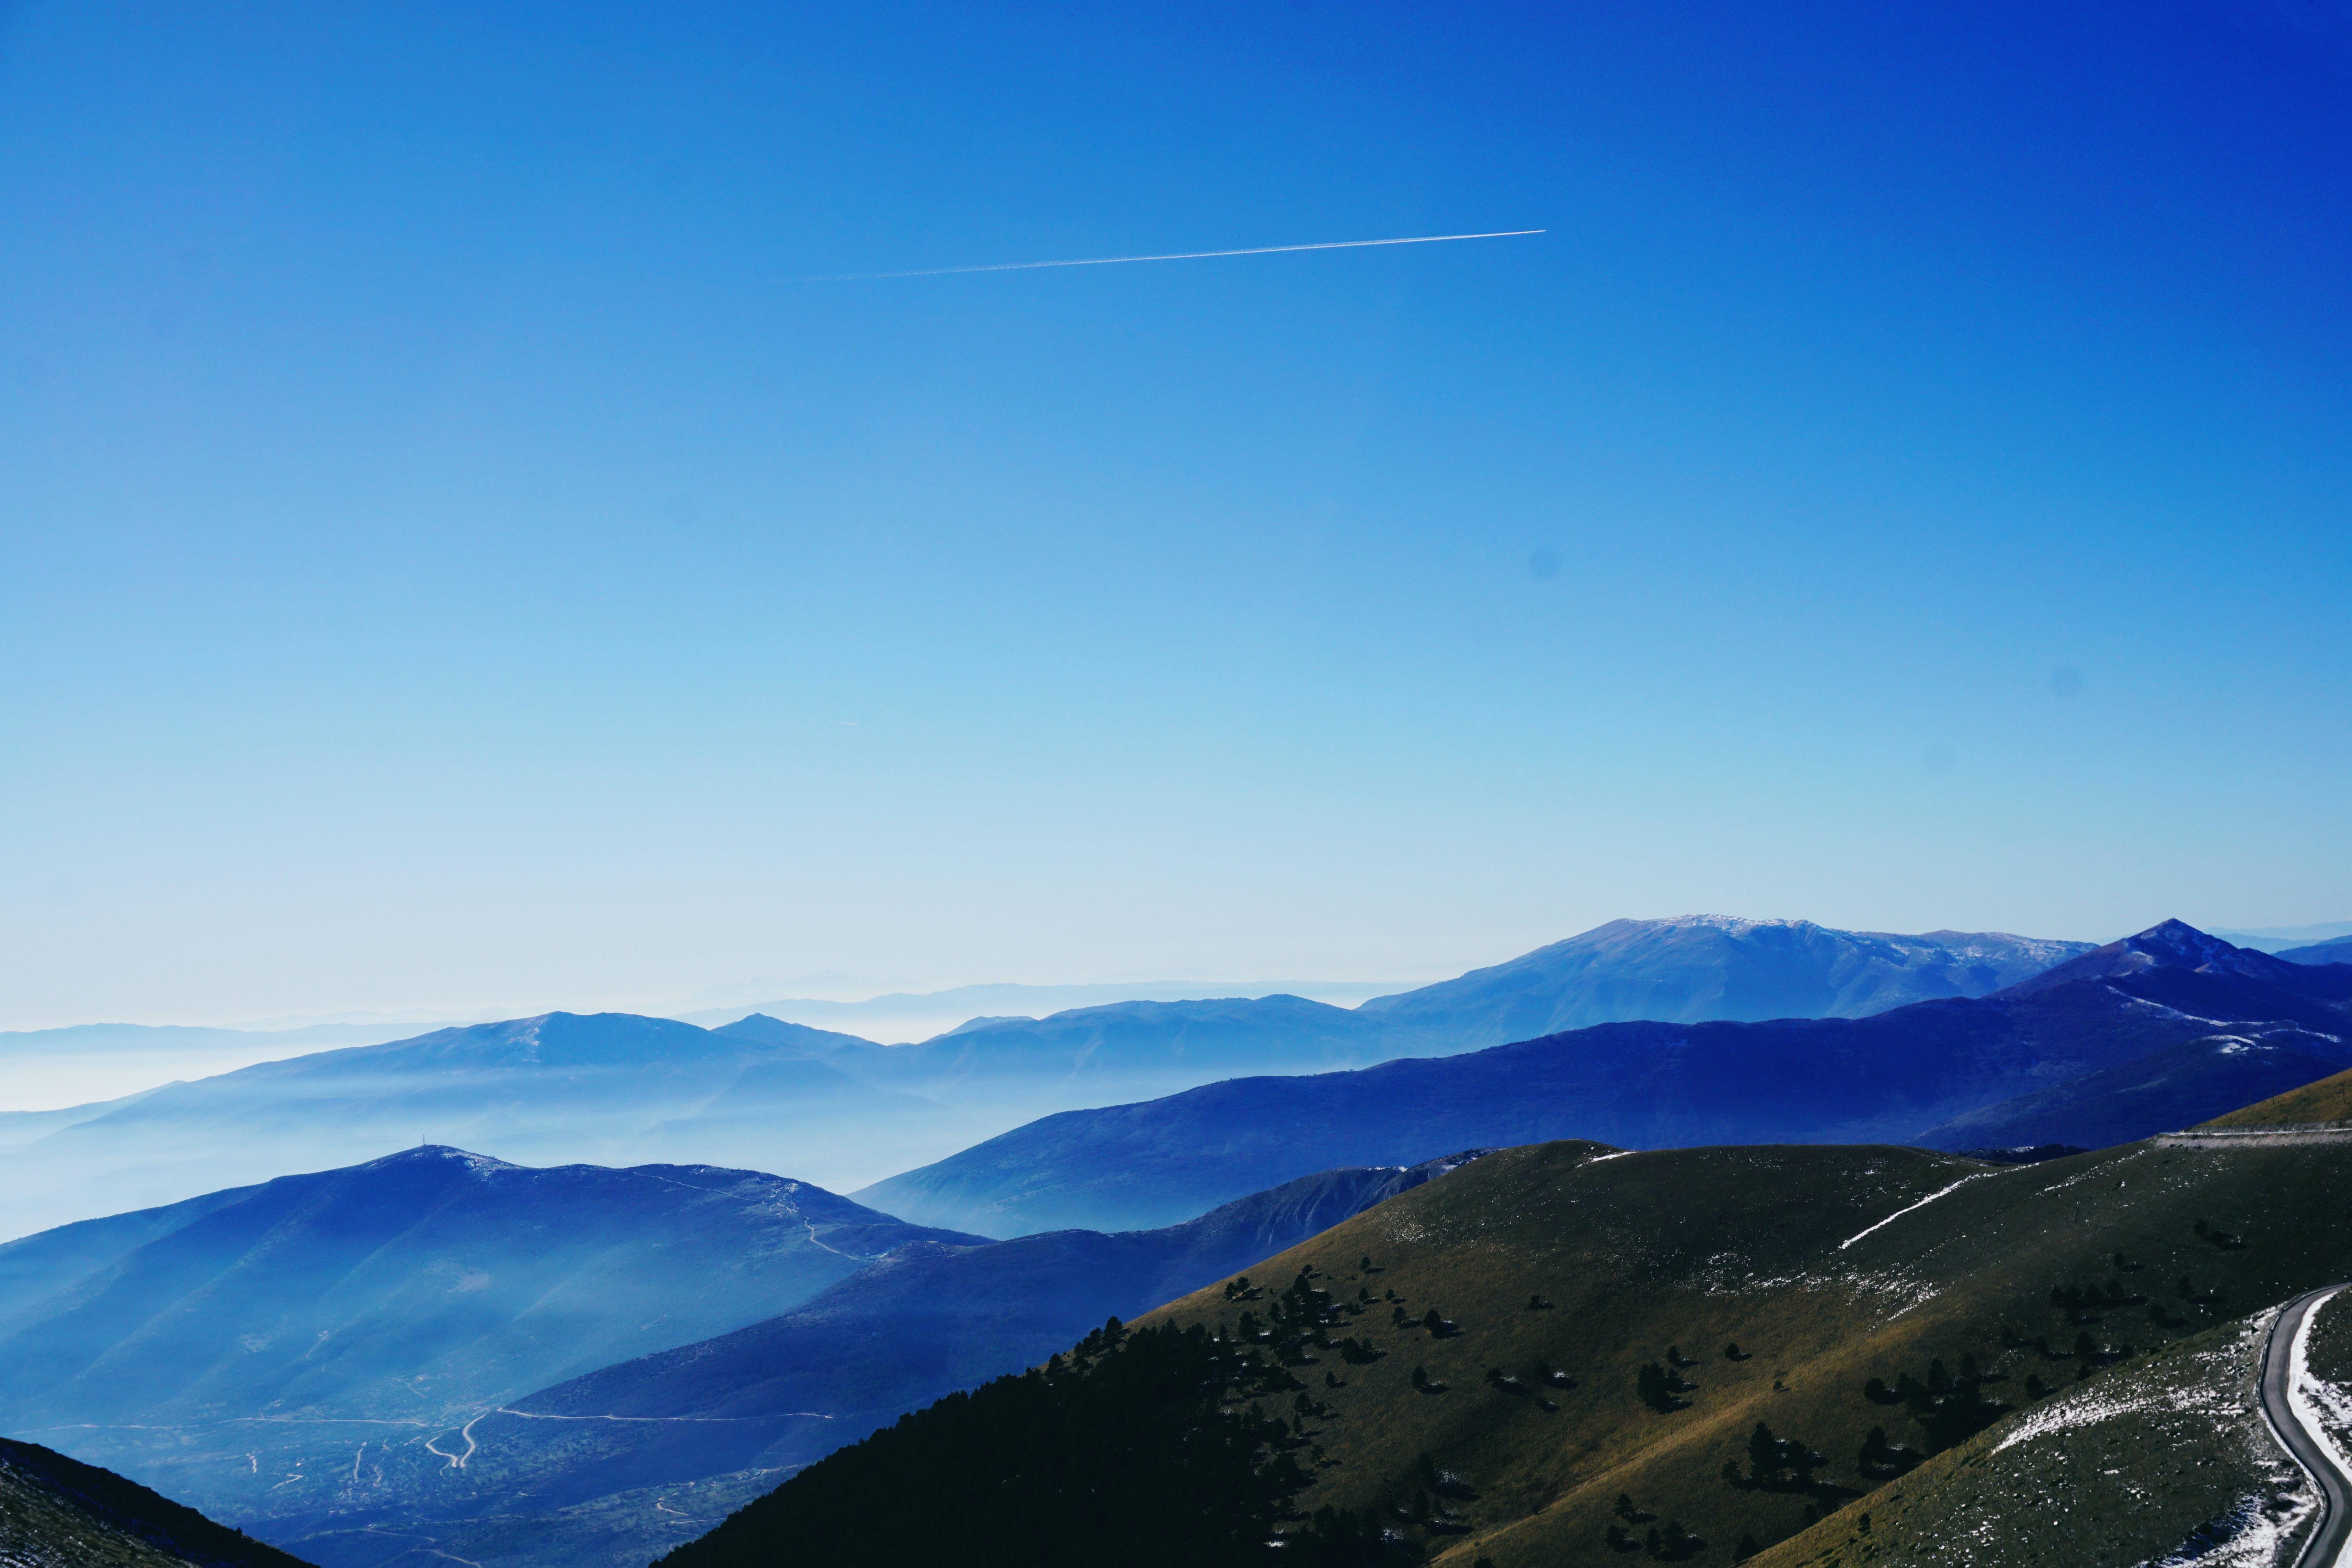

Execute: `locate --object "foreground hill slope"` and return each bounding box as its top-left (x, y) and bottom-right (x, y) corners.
top-left (1357, 917), bottom-right (2091, 1042)
top-left (0, 1436), bottom-right (313, 1568)
top-left (678, 1127), bottom-right (2352, 1568)
top-left (2203, 1062), bottom-right (2352, 1127)
top-left (858, 922), bottom-right (2352, 1235)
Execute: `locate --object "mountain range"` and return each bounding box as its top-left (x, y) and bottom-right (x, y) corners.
top-left (2, 1149), bottom-right (1478, 1568)
top-left (1354, 917), bottom-right (2090, 1042)
top-left (0, 1147), bottom-right (982, 1440)
top-left (11, 918), bottom-right (2350, 1568)
top-left (0, 916), bottom-right (2099, 1241)
top-left (855, 921), bottom-right (2352, 1234)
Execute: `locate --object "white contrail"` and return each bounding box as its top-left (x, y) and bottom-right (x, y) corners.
top-left (799, 229), bottom-right (1543, 281)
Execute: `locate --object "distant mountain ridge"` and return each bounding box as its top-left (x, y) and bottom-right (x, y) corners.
top-left (855, 921), bottom-right (2352, 1235)
top-left (1356, 916), bottom-right (2093, 1043)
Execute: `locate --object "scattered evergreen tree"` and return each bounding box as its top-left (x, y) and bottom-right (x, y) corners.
top-left (1283, 1507), bottom-right (1425, 1566)
top-left (1858, 1425), bottom-right (1919, 1479)
top-left (1635, 1362), bottom-right (1681, 1413)
top-left (1652, 1520), bottom-right (1701, 1560)
top-left (1748, 1421), bottom-right (1781, 1482)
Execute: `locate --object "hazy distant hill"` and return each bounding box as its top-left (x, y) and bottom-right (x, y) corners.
top-left (58, 1156), bottom-right (1477, 1568)
top-left (674, 978), bottom-right (1399, 1042)
top-left (0, 1146), bottom-right (982, 1437)
top-left (0, 1013), bottom-right (949, 1238)
top-left (854, 922), bottom-right (2352, 1235)
top-left (0, 1436), bottom-right (313, 1568)
top-left (722, 993), bottom-right (1434, 1091)
top-left (1355, 916), bottom-right (2093, 1044)
top-left (2285, 936), bottom-right (2352, 965)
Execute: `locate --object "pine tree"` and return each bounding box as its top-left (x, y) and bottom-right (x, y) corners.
top-left (1748, 1420), bottom-right (1780, 1483)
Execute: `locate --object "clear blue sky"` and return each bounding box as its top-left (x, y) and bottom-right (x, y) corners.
top-left (3, 1), bottom-right (2348, 1028)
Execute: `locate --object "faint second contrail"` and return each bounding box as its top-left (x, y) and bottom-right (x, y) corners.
top-left (798, 229), bottom-right (1543, 281)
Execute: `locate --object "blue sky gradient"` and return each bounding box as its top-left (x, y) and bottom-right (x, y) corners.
top-left (3, 1), bottom-right (2348, 1026)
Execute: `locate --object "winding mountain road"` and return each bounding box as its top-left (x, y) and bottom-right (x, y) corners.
top-left (2262, 1285), bottom-right (2352, 1568)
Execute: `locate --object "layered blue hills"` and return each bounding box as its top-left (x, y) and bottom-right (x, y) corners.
top-left (2, 916), bottom-right (2096, 1240)
top-left (6, 1149), bottom-right (1479, 1568)
top-left (854, 922), bottom-right (2352, 1235)
top-left (0, 1146), bottom-right (984, 1436)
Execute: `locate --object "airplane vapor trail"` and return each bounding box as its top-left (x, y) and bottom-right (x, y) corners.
top-left (800, 229), bottom-right (1543, 281)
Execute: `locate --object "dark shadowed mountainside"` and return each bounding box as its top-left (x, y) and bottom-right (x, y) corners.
top-left (1354, 916), bottom-right (2092, 1044)
top-left (855, 922), bottom-right (2352, 1236)
top-left (1912, 1031), bottom-right (2352, 1150)
top-left (0, 1436), bottom-right (315, 1568)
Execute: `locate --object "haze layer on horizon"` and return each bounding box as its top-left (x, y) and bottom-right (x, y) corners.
top-left (2, 0), bottom-right (2348, 1029)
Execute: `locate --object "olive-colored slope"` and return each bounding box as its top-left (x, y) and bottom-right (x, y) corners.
top-left (1129, 1136), bottom-right (2352, 1568)
top-left (2203, 1063), bottom-right (2352, 1127)
top-left (0, 1436), bottom-right (314, 1568)
top-left (1749, 1310), bottom-right (2310, 1568)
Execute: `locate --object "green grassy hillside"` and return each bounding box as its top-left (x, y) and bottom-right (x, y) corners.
top-left (1133, 1137), bottom-right (2352, 1567)
top-left (2203, 1064), bottom-right (2352, 1127)
top-left (661, 1134), bottom-right (2352, 1568)
top-left (0, 1436), bottom-right (314, 1568)
top-left (1748, 1310), bottom-right (2310, 1568)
